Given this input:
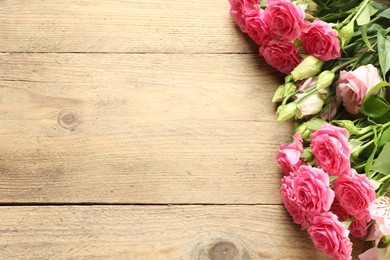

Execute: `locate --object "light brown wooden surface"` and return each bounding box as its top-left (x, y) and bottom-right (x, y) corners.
top-left (0, 0), bottom-right (363, 259)
top-left (0, 206), bottom-right (330, 259)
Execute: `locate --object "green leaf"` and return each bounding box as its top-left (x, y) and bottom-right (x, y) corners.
top-left (364, 81), bottom-right (390, 102)
top-left (361, 24), bottom-right (374, 51)
top-left (356, 4), bottom-right (372, 26)
top-left (378, 29), bottom-right (390, 79)
top-left (365, 128), bottom-right (379, 173)
top-left (378, 7), bottom-right (390, 20)
top-left (371, 142), bottom-right (390, 176)
top-left (361, 96), bottom-right (390, 118)
top-left (379, 126), bottom-right (390, 148)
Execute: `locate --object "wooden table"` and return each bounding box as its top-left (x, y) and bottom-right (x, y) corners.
top-left (0, 1), bottom-right (362, 259)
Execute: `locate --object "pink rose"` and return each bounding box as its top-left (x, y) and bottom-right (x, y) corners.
top-left (330, 198), bottom-right (349, 222)
top-left (263, 0), bottom-right (304, 41)
top-left (308, 212), bottom-right (353, 260)
top-left (280, 165), bottom-right (335, 228)
top-left (310, 124), bottom-right (351, 176)
top-left (333, 169), bottom-right (376, 221)
top-left (292, 165), bottom-right (335, 215)
top-left (260, 40), bottom-right (302, 74)
top-left (228, 0), bottom-right (260, 32)
top-left (280, 175), bottom-right (312, 229)
top-left (336, 64), bottom-right (382, 114)
top-left (276, 133), bottom-right (304, 175)
top-left (245, 8), bottom-right (271, 45)
top-left (349, 219), bottom-right (368, 238)
top-left (301, 19), bottom-right (341, 61)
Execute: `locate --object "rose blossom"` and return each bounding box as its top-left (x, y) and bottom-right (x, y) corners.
top-left (349, 219), bottom-right (368, 238)
top-left (280, 175), bottom-right (312, 229)
top-left (310, 124), bottom-right (351, 176)
top-left (228, 0), bottom-right (260, 32)
top-left (276, 133), bottom-right (304, 175)
top-left (263, 0), bottom-right (305, 41)
top-left (245, 8), bottom-right (271, 46)
top-left (280, 165), bottom-right (335, 229)
top-left (336, 64), bottom-right (382, 114)
top-left (260, 40), bottom-right (302, 74)
top-left (330, 198), bottom-right (349, 222)
top-left (333, 169), bottom-right (376, 221)
top-left (308, 212), bottom-right (353, 260)
top-left (301, 19), bottom-right (341, 61)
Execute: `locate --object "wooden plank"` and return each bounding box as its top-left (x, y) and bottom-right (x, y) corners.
top-left (0, 53), bottom-right (290, 204)
top-left (0, 0), bottom-right (256, 53)
top-left (0, 205), bottom-right (338, 259)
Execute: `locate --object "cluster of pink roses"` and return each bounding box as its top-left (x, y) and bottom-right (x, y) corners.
top-left (228, 0), bottom-right (340, 74)
top-left (278, 124), bottom-right (376, 259)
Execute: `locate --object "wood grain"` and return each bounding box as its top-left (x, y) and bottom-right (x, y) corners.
top-left (0, 0), bottom-right (257, 53)
top-left (0, 205), bottom-right (334, 259)
top-left (0, 53), bottom-right (290, 204)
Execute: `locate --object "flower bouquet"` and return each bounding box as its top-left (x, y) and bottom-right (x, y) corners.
top-left (228, 0), bottom-right (390, 259)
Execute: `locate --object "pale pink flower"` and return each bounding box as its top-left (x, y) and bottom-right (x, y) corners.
top-left (301, 19), bottom-right (341, 61)
top-left (336, 64), bottom-right (382, 114)
top-left (263, 0), bottom-right (305, 41)
top-left (260, 40), bottom-right (302, 74)
top-left (369, 196), bottom-right (390, 236)
top-left (333, 169), bottom-right (376, 221)
top-left (310, 124), bottom-right (351, 176)
top-left (308, 212), bottom-right (353, 260)
top-left (276, 133), bottom-right (304, 176)
top-left (359, 246), bottom-right (390, 260)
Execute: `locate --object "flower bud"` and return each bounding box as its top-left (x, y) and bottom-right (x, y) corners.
top-left (300, 148), bottom-right (314, 162)
top-left (349, 139), bottom-right (364, 160)
top-left (296, 92), bottom-right (325, 119)
top-left (276, 102), bottom-right (297, 122)
top-left (339, 22), bottom-right (354, 48)
top-left (316, 70), bottom-right (335, 90)
top-left (283, 82), bottom-right (297, 98)
top-left (272, 84), bottom-right (286, 103)
top-left (291, 55), bottom-right (324, 81)
top-left (332, 120), bottom-right (359, 135)
top-left (295, 123), bottom-right (311, 140)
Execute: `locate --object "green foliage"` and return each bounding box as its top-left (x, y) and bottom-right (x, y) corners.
top-left (378, 29), bottom-right (390, 80)
top-left (372, 142), bottom-right (390, 176)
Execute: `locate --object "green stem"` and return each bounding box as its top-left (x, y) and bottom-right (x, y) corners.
top-left (331, 58), bottom-right (358, 72)
top-left (378, 174), bottom-right (390, 183)
top-left (351, 0), bottom-right (372, 24)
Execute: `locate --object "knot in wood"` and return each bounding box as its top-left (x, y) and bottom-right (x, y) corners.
top-left (208, 242), bottom-right (238, 260)
top-left (58, 110), bottom-right (80, 130)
